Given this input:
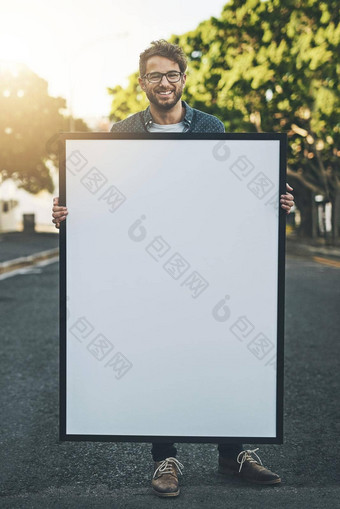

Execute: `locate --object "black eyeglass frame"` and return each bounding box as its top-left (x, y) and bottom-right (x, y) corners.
top-left (142, 71), bottom-right (184, 84)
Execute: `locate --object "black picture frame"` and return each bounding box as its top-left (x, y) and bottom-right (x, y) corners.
top-left (59, 132), bottom-right (286, 444)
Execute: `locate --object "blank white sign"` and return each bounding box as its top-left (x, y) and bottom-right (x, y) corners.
top-left (60, 134), bottom-right (285, 442)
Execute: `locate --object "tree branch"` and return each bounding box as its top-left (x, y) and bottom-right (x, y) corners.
top-left (287, 167), bottom-right (322, 194)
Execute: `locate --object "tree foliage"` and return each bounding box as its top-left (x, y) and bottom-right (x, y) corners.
top-left (108, 0), bottom-right (340, 237)
top-left (0, 64), bottom-right (88, 194)
top-left (107, 72), bottom-right (148, 122)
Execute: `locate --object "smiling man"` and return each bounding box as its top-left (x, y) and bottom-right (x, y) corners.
top-left (139, 59), bottom-right (186, 122)
top-left (52, 39), bottom-right (294, 498)
top-left (107, 40), bottom-right (227, 135)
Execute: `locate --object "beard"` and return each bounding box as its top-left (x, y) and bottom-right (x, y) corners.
top-left (144, 85), bottom-right (184, 111)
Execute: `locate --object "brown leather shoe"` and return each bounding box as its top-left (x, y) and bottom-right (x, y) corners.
top-left (152, 457), bottom-right (184, 497)
top-left (218, 448), bottom-right (281, 485)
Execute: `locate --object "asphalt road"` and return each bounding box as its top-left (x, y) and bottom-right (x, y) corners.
top-left (0, 232), bottom-right (58, 263)
top-left (0, 256), bottom-right (339, 508)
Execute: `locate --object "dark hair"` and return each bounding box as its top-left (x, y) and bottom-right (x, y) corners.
top-left (139, 39), bottom-right (187, 77)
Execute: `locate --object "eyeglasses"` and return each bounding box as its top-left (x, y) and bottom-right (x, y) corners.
top-left (142, 71), bottom-right (183, 84)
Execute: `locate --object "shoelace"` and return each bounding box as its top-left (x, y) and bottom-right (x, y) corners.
top-left (153, 457), bottom-right (184, 479)
top-left (237, 448), bottom-right (263, 473)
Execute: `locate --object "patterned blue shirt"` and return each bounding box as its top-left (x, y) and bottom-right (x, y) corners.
top-left (110, 101), bottom-right (225, 133)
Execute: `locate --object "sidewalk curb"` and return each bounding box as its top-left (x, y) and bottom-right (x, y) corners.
top-left (286, 240), bottom-right (340, 261)
top-left (0, 248), bottom-right (59, 276)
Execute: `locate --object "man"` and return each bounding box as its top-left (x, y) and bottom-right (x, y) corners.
top-left (53, 40), bottom-right (294, 498)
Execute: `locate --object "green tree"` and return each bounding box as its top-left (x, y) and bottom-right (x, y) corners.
top-left (108, 0), bottom-right (340, 240)
top-left (173, 0), bottom-right (340, 239)
top-left (107, 71), bottom-right (149, 122)
top-left (0, 63), bottom-right (88, 194)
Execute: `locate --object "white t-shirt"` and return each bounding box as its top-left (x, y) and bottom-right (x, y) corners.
top-left (148, 122), bottom-right (186, 133)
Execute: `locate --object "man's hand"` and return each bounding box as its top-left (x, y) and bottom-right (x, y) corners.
top-left (52, 197), bottom-right (68, 229)
top-left (280, 184), bottom-right (294, 214)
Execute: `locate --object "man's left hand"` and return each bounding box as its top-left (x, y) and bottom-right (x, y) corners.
top-left (280, 183), bottom-right (294, 214)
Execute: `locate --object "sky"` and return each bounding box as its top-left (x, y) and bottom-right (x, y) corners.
top-left (0, 0), bottom-right (227, 121)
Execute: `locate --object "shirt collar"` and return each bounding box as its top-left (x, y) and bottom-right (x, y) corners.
top-left (143, 101), bottom-right (193, 129)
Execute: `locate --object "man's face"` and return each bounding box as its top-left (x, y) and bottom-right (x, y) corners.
top-left (139, 56), bottom-right (186, 111)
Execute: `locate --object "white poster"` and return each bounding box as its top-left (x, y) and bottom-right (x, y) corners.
top-left (60, 134), bottom-right (285, 443)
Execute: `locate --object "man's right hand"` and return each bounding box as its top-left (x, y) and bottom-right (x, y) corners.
top-left (52, 197), bottom-right (68, 229)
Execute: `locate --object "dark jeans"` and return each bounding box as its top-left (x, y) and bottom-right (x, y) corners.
top-left (151, 442), bottom-right (244, 462)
